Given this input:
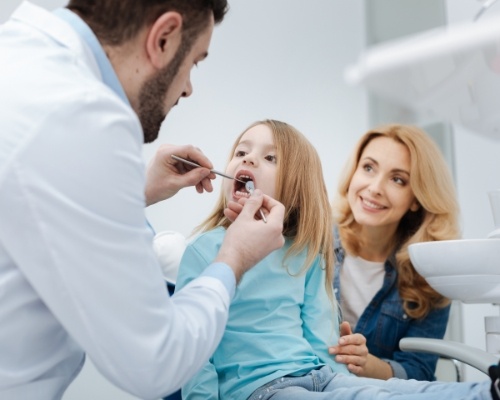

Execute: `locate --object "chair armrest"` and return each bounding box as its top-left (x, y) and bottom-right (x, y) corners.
top-left (400, 338), bottom-right (499, 375)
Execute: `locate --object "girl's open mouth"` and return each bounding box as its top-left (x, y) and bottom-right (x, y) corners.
top-left (233, 171), bottom-right (255, 198)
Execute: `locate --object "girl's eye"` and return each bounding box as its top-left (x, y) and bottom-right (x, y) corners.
top-left (235, 150), bottom-right (246, 157)
top-left (265, 155), bottom-right (277, 163)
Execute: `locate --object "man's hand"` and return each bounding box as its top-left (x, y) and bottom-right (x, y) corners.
top-left (145, 144), bottom-right (216, 206)
top-left (215, 189), bottom-right (285, 282)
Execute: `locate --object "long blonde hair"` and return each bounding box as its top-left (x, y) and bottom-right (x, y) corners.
top-left (333, 124), bottom-right (461, 319)
top-left (196, 119), bottom-right (334, 298)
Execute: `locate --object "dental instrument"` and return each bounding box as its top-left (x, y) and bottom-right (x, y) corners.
top-left (171, 155), bottom-right (267, 223)
top-left (244, 181), bottom-right (267, 223)
top-left (171, 155), bottom-right (245, 183)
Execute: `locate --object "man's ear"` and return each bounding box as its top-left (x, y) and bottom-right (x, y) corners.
top-left (145, 12), bottom-right (183, 69)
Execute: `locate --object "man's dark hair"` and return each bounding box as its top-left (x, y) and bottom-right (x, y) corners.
top-left (67, 0), bottom-right (229, 47)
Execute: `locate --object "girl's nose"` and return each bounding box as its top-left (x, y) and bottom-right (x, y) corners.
top-left (242, 154), bottom-right (256, 166)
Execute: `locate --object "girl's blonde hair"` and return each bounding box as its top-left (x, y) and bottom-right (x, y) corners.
top-left (333, 124), bottom-right (461, 319)
top-left (196, 119), bottom-right (334, 298)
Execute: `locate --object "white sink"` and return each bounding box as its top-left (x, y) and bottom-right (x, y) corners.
top-left (408, 239), bottom-right (500, 304)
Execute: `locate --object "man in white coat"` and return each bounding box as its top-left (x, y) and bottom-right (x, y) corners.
top-left (0, 1), bottom-right (285, 399)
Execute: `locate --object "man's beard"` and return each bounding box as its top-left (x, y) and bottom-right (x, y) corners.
top-left (137, 43), bottom-right (187, 144)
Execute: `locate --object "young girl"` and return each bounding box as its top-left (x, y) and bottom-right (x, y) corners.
top-left (175, 119), bottom-right (348, 398)
top-left (329, 124), bottom-right (460, 381)
top-left (175, 119), bottom-right (496, 400)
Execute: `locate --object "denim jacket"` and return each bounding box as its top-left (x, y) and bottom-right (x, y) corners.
top-left (333, 228), bottom-right (450, 381)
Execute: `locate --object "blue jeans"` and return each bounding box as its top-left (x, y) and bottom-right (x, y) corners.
top-left (248, 366), bottom-right (491, 400)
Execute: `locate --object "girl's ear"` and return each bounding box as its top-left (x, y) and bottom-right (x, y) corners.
top-left (145, 11), bottom-right (183, 69)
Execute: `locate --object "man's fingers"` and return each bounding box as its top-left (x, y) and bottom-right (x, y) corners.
top-left (240, 190), bottom-right (263, 213)
top-left (198, 176), bottom-right (214, 193)
top-left (169, 145), bottom-right (213, 171)
top-left (175, 168), bottom-right (212, 191)
top-left (259, 192), bottom-right (285, 224)
top-left (216, 192), bottom-right (285, 280)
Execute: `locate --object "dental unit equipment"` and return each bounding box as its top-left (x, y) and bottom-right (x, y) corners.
top-left (244, 180), bottom-right (267, 223)
top-left (171, 154), bottom-right (246, 183)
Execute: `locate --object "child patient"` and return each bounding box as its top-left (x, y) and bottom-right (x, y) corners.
top-left (174, 119), bottom-right (497, 400)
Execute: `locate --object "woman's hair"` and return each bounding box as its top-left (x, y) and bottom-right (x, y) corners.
top-left (333, 124), bottom-right (461, 319)
top-left (67, 0), bottom-right (228, 47)
top-left (196, 119), bottom-right (335, 298)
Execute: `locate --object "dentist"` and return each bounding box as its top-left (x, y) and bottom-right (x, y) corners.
top-left (0, 1), bottom-right (285, 399)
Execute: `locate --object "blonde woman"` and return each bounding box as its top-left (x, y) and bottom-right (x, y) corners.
top-left (329, 124), bottom-right (461, 381)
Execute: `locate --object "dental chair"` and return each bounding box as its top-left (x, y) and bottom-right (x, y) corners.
top-left (402, 238), bottom-right (500, 380)
top-left (400, 337), bottom-right (498, 377)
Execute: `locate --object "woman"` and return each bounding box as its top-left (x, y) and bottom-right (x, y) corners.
top-left (329, 124), bottom-right (461, 381)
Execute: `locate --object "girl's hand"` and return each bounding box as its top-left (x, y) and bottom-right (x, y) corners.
top-left (224, 200), bottom-right (244, 222)
top-left (329, 321), bottom-right (369, 375)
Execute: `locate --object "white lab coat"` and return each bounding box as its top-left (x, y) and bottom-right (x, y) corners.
top-left (0, 2), bottom-right (231, 399)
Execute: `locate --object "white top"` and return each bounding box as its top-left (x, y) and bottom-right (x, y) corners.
top-left (339, 254), bottom-right (385, 328)
top-left (0, 3), bottom-right (234, 399)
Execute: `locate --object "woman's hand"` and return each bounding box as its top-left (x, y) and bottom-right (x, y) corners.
top-left (329, 321), bottom-right (395, 379)
top-left (329, 321), bottom-right (369, 375)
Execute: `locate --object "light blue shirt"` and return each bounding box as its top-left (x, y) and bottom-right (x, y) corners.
top-left (176, 227), bottom-right (350, 400)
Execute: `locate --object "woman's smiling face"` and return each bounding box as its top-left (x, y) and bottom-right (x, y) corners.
top-left (347, 136), bottom-right (419, 233)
